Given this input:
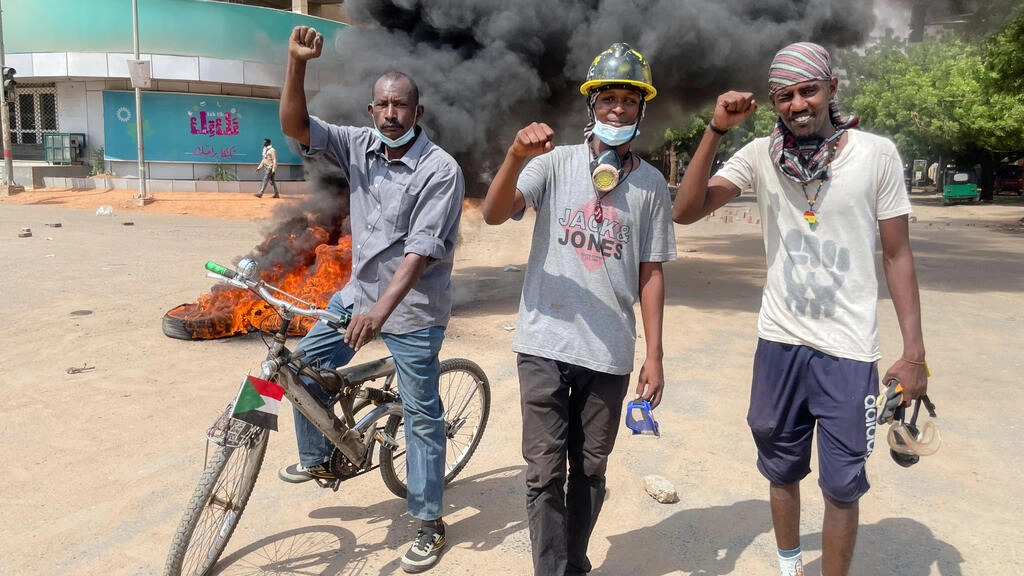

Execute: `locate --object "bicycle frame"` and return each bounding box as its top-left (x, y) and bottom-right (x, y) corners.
top-left (166, 261), bottom-right (492, 576)
top-left (207, 261), bottom-right (403, 475)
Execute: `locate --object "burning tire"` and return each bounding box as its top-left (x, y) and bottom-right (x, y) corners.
top-left (162, 302), bottom-right (251, 340)
top-left (164, 236), bottom-right (353, 341)
top-left (162, 310), bottom-right (196, 340)
top-left (162, 302), bottom-right (316, 340)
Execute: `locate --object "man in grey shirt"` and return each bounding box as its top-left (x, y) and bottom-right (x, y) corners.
top-left (278, 26), bottom-right (465, 574)
top-left (482, 43), bottom-right (676, 576)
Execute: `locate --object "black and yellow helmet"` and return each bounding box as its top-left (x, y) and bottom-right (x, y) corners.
top-left (579, 42), bottom-right (656, 101)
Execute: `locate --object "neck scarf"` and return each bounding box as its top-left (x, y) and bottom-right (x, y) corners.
top-left (766, 42), bottom-right (859, 184)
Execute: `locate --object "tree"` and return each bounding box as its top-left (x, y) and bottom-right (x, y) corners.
top-left (984, 10), bottom-right (1024, 106)
top-left (838, 35), bottom-right (957, 162)
top-left (955, 0), bottom-right (1024, 39)
top-left (662, 103), bottom-right (775, 186)
top-left (837, 13), bottom-right (1024, 201)
top-left (660, 10), bottom-right (1024, 201)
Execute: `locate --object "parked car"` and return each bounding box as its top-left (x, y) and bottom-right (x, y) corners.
top-left (994, 164), bottom-right (1023, 195)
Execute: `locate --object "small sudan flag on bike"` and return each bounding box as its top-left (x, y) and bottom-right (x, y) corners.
top-left (231, 375), bottom-right (285, 431)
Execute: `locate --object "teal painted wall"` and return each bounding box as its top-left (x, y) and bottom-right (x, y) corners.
top-left (5, 0), bottom-right (347, 64)
top-left (103, 91), bottom-right (301, 164)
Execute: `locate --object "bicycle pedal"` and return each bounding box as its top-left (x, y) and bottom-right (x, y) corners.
top-left (375, 429), bottom-right (399, 450)
top-left (313, 477), bottom-right (342, 492)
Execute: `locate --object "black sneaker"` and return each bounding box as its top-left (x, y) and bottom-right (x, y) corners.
top-left (305, 463), bottom-right (337, 480)
top-left (277, 462), bottom-right (336, 483)
top-left (253, 193), bottom-right (263, 198)
top-left (400, 522), bottom-right (445, 573)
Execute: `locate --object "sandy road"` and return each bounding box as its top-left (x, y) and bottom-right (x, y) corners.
top-left (0, 188), bottom-right (1021, 575)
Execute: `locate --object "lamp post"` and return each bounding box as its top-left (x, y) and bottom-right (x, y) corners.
top-left (0, 0), bottom-right (23, 195)
top-left (132, 0), bottom-right (149, 204)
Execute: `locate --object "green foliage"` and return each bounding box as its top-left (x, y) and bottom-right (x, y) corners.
top-left (984, 12), bottom-right (1024, 95)
top-left (953, 0), bottom-right (1024, 38)
top-left (659, 10), bottom-right (1024, 186)
top-left (213, 164), bottom-right (237, 182)
top-left (661, 101), bottom-right (776, 183)
top-left (89, 146), bottom-right (105, 176)
top-left (836, 13), bottom-right (1024, 163)
top-left (837, 36), bottom-right (963, 159)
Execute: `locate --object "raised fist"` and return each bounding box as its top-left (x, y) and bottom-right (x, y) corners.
top-left (289, 26), bottom-right (323, 61)
top-left (510, 122), bottom-right (555, 159)
top-left (712, 91), bottom-right (757, 131)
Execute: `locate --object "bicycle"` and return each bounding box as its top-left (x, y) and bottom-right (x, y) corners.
top-left (164, 259), bottom-right (491, 576)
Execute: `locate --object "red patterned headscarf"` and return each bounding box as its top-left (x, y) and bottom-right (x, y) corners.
top-left (767, 42), bottom-right (858, 184)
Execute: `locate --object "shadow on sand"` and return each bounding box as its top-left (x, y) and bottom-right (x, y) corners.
top-left (594, 499), bottom-right (771, 576)
top-left (214, 465), bottom-right (527, 575)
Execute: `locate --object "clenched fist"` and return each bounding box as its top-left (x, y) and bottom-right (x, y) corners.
top-left (712, 91), bottom-right (757, 131)
top-left (289, 26), bottom-right (323, 62)
top-left (510, 122), bottom-right (555, 159)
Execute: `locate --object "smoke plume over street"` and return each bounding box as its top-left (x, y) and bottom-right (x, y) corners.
top-left (309, 0), bottom-right (877, 184)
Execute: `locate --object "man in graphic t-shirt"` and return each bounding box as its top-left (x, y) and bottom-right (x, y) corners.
top-left (482, 43), bottom-right (677, 576)
top-left (673, 42), bottom-right (928, 576)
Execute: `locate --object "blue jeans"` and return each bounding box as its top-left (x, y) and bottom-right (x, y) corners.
top-left (292, 291), bottom-right (447, 520)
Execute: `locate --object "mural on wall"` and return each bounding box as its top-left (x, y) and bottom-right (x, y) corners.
top-left (102, 91), bottom-right (301, 164)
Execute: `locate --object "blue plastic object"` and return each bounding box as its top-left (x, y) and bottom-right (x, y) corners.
top-left (625, 399), bottom-right (660, 436)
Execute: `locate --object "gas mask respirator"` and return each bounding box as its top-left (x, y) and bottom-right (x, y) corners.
top-left (591, 148), bottom-right (623, 193)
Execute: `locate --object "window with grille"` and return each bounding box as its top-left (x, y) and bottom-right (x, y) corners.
top-left (11, 84), bottom-right (58, 145)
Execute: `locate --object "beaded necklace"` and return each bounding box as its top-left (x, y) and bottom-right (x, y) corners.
top-left (800, 142), bottom-right (838, 229)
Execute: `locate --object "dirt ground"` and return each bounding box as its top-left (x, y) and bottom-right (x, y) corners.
top-left (1, 187), bottom-right (1022, 576)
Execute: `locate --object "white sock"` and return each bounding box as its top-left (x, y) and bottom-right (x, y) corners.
top-left (777, 547), bottom-right (803, 576)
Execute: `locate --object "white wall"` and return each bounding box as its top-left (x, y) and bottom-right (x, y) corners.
top-left (56, 82), bottom-right (88, 133)
top-left (13, 51), bottom-right (342, 92)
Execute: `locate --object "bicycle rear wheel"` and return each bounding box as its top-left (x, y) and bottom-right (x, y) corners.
top-left (379, 358), bottom-right (491, 499)
top-left (164, 423), bottom-right (268, 576)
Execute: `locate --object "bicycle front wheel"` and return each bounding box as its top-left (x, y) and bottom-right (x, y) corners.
top-left (379, 358), bottom-right (491, 499)
top-left (164, 424), bottom-right (268, 576)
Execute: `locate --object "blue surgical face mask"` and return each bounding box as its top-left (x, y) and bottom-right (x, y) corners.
top-left (592, 120), bottom-right (638, 146)
top-left (373, 123), bottom-right (417, 149)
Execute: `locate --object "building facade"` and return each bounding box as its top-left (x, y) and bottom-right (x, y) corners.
top-left (3, 0), bottom-right (348, 186)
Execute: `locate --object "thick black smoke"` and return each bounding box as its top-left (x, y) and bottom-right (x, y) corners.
top-left (305, 0), bottom-right (877, 193)
top-left (242, 1), bottom-right (881, 294)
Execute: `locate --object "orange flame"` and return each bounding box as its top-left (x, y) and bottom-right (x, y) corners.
top-left (165, 229), bottom-right (352, 340)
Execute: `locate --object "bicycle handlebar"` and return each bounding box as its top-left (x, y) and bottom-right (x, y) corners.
top-left (205, 261), bottom-right (236, 280)
top-left (204, 260), bottom-right (350, 331)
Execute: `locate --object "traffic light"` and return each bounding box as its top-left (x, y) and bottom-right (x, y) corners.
top-left (2, 67), bottom-right (16, 101)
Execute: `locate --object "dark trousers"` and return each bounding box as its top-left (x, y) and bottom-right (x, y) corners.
top-left (517, 353), bottom-right (630, 576)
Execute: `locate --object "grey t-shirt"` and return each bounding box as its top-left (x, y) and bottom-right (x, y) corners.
top-left (513, 143), bottom-right (677, 374)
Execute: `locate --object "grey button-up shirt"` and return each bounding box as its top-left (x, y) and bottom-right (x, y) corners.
top-left (302, 116), bottom-right (465, 334)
